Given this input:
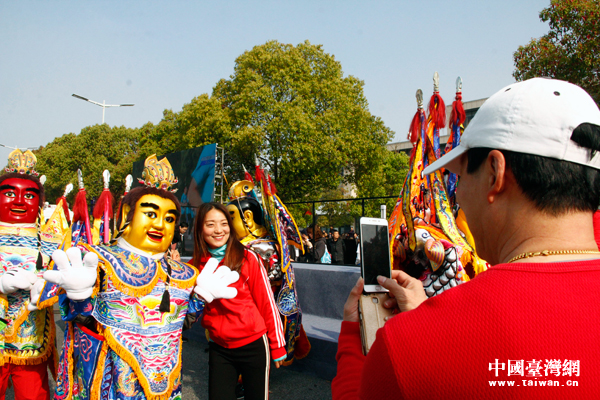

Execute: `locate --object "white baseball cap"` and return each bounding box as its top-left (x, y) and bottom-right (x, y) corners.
top-left (422, 78), bottom-right (600, 176)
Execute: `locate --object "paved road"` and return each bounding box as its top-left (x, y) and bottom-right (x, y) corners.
top-left (5, 313), bottom-right (333, 400)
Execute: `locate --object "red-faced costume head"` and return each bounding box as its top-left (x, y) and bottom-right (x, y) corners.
top-left (0, 150), bottom-right (44, 224)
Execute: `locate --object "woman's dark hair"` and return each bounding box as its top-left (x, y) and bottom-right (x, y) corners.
top-left (192, 202), bottom-right (246, 272)
top-left (307, 224), bottom-right (324, 240)
top-left (0, 172), bottom-right (45, 209)
top-left (465, 123), bottom-right (600, 215)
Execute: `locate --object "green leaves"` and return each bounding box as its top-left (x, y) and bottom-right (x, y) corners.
top-left (35, 124), bottom-right (140, 203)
top-left (33, 40), bottom-right (405, 209)
top-left (513, 0), bottom-right (600, 106)
top-left (213, 40), bottom-right (395, 201)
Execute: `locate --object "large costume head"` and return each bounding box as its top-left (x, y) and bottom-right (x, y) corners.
top-left (115, 155), bottom-right (180, 255)
top-left (0, 150), bottom-right (44, 224)
top-left (226, 196), bottom-right (267, 241)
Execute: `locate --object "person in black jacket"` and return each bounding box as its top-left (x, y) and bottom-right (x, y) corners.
top-left (307, 224), bottom-right (328, 263)
top-left (327, 229), bottom-right (346, 265)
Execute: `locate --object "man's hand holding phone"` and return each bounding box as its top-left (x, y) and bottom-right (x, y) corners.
top-left (343, 277), bottom-right (364, 323)
top-left (378, 270), bottom-right (428, 315)
top-left (343, 271), bottom-right (428, 322)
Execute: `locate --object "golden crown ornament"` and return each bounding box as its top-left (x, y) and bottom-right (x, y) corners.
top-left (5, 149), bottom-right (39, 176)
top-left (139, 154), bottom-right (178, 192)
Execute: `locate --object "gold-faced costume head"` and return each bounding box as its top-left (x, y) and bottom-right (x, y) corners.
top-left (115, 155), bottom-right (181, 254)
top-left (139, 154), bottom-right (178, 192)
top-left (121, 193), bottom-right (178, 254)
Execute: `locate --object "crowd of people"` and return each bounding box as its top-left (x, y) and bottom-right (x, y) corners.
top-left (293, 224), bottom-right (360, 265)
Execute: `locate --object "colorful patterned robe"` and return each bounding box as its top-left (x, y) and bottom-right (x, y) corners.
top-left (54, 244), bottom-right (204, 400)
top-left (0, 221), bottom-right (62, 372)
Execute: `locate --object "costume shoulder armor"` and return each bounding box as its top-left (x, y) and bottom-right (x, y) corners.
top-left (86, 244), bottom-right (161, 297)
top-left (161, 258), bottom-right (198, 289)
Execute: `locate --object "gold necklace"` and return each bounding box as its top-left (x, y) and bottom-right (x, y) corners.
top-left (507, 249), bottom-right (600, 263)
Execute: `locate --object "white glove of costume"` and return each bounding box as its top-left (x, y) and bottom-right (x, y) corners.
top-left (0, 267), bottom-right (38, 294)
top-left (43, 247), bottom-right (98, 301)
top-left (194, 257), bottom-right (239, 303)
top-left (27, 279), bottom-right (46, 312)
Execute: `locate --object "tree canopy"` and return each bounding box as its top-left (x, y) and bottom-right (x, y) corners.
top-left (32, 40), bottom-right (407, 209)
top-left (35, 124), bottom-right (140, 204)
top-left (513, 0), bottom-right (600, 105)
top-left (209, 40), bottom-right (396, 201)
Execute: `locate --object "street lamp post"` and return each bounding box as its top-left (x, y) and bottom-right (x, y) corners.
top-left (72, 94), bottom-right (134, 124)
top-left (0, 143), bottom-right (39, 151)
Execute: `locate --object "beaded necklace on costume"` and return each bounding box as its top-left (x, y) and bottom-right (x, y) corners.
top-left (507, 249), bottom-right (600, 263)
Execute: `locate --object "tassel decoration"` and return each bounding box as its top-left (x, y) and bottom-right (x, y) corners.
top-left (450, 92), bottom-right (466, 129)
top-left (255, 165), bottom-right (265, 188)
top-left (36, 252), bottom-right (43, 271)
top-left (268, 175), bottom-right (277, 195)
top-left (408, 109), bottom-right (424, 144)
top-left (160, 262), bottom-right (172, 313)
top-left (159, 290), bottom-right (171, 313)
top-left (93, 190), bottom-right (114, 220)
top-left (93, 191), bottom-right (114, 245)
top-left (73, 188), bottom-right (93, 244)
top-left (243, 166), bottom-right (254, 183)
top-left (428, 93), bottom-right (446, 129)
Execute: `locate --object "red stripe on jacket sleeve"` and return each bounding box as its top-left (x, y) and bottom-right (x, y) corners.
top-left (247, 251), bottom-right (287, 358)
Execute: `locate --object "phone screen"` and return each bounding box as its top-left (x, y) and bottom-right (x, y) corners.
top-left (361, 224), bottom-right (391, 286)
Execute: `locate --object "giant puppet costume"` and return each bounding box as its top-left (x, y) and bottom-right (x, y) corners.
top-left (45, 155), bottom-right (239, 400)
top-left (0, 149), bottom-right (69, 399)
top-left (226, 164), bottom-right (310, 364)
top-left (388, 74), bottom-right (487, 297)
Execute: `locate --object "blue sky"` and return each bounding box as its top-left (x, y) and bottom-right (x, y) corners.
top-left (0, 1), bottom-right (549, 164)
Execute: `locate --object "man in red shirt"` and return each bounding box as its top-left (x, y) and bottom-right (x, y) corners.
top-left (333, 78), bottom-right (600, 399)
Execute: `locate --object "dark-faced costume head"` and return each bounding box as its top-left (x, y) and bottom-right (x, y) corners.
top-left (226, 195), bottom-right (266, 241)
top-left (0, 150), bottom-right (44, 224)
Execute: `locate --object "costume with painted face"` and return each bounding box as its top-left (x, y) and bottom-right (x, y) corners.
top-left (226, 198), bottom-right (281, 281)
top-left (121, 194), bottom-right (178, 255)
top-left (387, 77), bottom-right (488, 301)
top-left (226, 202), bottom-right (268, 244)
top-left (226, 174), bottom-right (311, 364)
top-left (0, 150), bottom-right (68, 396)
top-left (0, 177), bottom-right (41, 224)
top-left (50, 155), bottom-right (205, 400)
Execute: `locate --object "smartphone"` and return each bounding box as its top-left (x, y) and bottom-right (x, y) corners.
top-left (359, 293), bottom-right (394, 355)
top-left (359, 217), bottom-right (391, 293)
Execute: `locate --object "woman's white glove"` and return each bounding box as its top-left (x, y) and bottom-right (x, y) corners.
top-left (0, 267), bottom-right (38, 294)
top-left (43, 247), bottom-right (98, 301)
top-left (27, 279), bottom-right (46, 311)
top-left (194, 257), bottom-right (239, 303)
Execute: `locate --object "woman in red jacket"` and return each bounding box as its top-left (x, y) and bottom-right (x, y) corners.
top-left (192, 202), bottom-right (286, 400)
